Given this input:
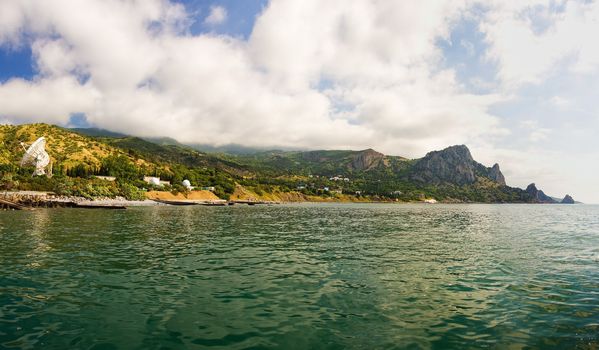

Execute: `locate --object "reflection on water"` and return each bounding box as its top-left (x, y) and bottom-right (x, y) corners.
top-left (25, 209), bottom-right (52, 269)
top-left (1, 204), bottom-right (599, 349)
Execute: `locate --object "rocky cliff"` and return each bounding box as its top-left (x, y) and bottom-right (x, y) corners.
top-left (408, 145), bottom-right (506, 186)
top-left (350, 149), bottom-right (384, 171)
top-left (561, 194), bottom-right (575, 204)
top-left (525, 183), bottom-right (556, 203)
top-left (488, 163), bottom-right (506, 185)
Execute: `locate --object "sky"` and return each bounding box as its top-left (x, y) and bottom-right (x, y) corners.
top-left (0, 0), bottom-right (597, 202)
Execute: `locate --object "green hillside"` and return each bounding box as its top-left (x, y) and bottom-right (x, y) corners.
top-left (228, 146), bottom-right (532, 203)
top-left (0, 123), bottom-right (563, 203)
top-left (0, 124), bottom-right (240, 199)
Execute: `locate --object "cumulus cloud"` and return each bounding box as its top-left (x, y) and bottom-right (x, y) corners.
top-left (204, 5), bottom-right (227, 25)
top-left (1, 0), bottom-right (598, 201)
top-left (481, 0), bottom-right (599, 87)
top-left (0, 77), bottom-right (98, 124)
top-left (0, 0), bottom-right (507, 157)
top-left (0, 1), bottom-right (595, 170)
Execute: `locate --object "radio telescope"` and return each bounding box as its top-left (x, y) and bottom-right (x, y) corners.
top-left (20, 137), bottom-right (52, 177)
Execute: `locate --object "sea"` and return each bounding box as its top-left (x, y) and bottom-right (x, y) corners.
top-left (1, 203), bottom-right (598, 349)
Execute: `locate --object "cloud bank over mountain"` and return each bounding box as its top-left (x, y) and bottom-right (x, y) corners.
top-left (0, 0), bottom-right (598, 201)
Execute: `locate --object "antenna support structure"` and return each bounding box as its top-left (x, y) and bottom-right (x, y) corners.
top-left (20, 137), bottom-right (52, 177)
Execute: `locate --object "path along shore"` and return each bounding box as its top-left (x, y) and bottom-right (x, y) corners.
top-left (0, 191), bottom-right (277, 209)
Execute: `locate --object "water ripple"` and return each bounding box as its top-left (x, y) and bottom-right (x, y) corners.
top-left (1, 204), bottom-right (598, 349)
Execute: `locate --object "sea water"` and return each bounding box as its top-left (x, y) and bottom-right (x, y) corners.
top-left (1, 204), bottom-right (598, 349)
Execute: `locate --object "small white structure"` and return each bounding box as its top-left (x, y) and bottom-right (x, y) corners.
top-left (143, 176), bottom-right (172, 187)
top-left (329, 175), bottom-right (350, 182)
top-left (95, 176), bottom-right (116, 182)
top-left (143, 176), bottom-right (160, 186)
top-left (424, 198), bottom-right (437, 204)
top-left (20, 137), bottom-right (51, 177)
top-left (200, 186), bottom-right (216, 192)
top-left (182, 179), bottom-right (193, 190)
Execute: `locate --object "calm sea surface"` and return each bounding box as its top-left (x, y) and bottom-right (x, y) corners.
top-left (1, 204), bottom-right (598, 349)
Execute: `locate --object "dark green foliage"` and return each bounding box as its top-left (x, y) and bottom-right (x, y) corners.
top-left (100, 155), bottom-right (140, 181)
top-left (1, 124), bottom-right (544, 202)
top-left (117, 182), bottom-right (146, 201)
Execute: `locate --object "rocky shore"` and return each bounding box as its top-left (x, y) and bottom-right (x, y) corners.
top-left (0, 191), bottom-right (263, 209)
top-left (1, 191), bottom-right (161, 208)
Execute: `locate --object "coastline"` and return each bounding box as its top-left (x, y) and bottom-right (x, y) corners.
top-left (0, 191), bottom-right (163, 208)
top-left (1, 190), bottom-right (577, 210)
top-left (0, 190), bottom-right (412, 209)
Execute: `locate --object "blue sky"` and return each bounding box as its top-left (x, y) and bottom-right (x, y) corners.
top-left (176, 0), bottom-right (267, 38)
top-left (0, 0), bottom-right (597, 202)
top-left (0, 45), bottom-right (34, 82)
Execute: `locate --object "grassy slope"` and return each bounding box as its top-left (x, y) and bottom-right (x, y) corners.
top-left (1, 123), bottom-right (535, 203)
top-left (101, 136), bottom-right (251, 176)
top-left (0, 124), bottom-right (134, 169)
top-left (0, 123), bottom-right (249, 176)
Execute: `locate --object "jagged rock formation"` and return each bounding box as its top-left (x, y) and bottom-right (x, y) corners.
top-left (409, 145), bottom-right (506, 186)
top-left (561, 194), bottom-right (575, 204)
top-left (525, 183), bottom-right (556, 203)
top-left (488, 163), bottom-right (506, 186)
top-left (296, 148), bottom-right (389, 173)
top-left (350, 149), bottom-right (384, 171)
top-left (409, 145), bottom-right (477, 185)
top-left (2, 123), bottom-right (577, 204)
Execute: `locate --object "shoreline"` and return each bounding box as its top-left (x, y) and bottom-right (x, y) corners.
top-left (0, 191), bottom-right (580, 210)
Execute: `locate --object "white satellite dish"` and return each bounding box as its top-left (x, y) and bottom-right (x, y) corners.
top-left (20, 137), bottom-right (52, 177)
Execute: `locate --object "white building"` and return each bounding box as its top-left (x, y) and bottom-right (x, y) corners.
top-left (144, 176), bottom-right (170, 187)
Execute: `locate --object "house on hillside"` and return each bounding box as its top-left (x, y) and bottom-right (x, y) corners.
top-left (144, 176), bottom-right (170, 187)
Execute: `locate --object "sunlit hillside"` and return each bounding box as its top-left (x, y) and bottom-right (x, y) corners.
top-left (0, 123), bottom-right (139, 170)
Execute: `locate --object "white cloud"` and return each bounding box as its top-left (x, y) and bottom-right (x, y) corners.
top-left (0, 77), bottom-right (98, 124)
top-left (0, 0), bottom-right (596, 201)
top-left (518, 119), bottom-right (551, 142)
top-left (528, 128), bottom-right (551, 142)
top-left (0, 0), bottom-right (502, 157)
top-left (204, 5), bottom-right (227, 26)
top-left (481, 0), bottom-right (599, 87)
top-left (550, 95), bottom-right (570, 107)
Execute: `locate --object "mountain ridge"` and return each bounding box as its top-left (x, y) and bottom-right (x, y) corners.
top-left (0, 124), bottom-right (576, 203)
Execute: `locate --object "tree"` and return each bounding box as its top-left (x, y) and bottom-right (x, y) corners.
top-left (100, 155), bottom-right (140, 181)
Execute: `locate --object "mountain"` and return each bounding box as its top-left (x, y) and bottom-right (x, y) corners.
top-left (525, 183), bottom-right (554, 203)
top-left (187, 143), bottom-right (284, 155)
top-left (407, 145), bottom-right (506, 186)
top-left (561, 194), bottom-right (575, 204)
top-left (0, 123), bottom-right (576, 203)
top-left (524, 183), bottom-right (576, 204)
top-left (222, 145), bottom-right (574, 203)
top-left (72, 127), bottom-right (277, 155)
top-left (71, 127), bottom-right (128, 138)
top-left (1, 124), bottom-right (130, 169)
top-left (99, 136), bottom-right (251, 177)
